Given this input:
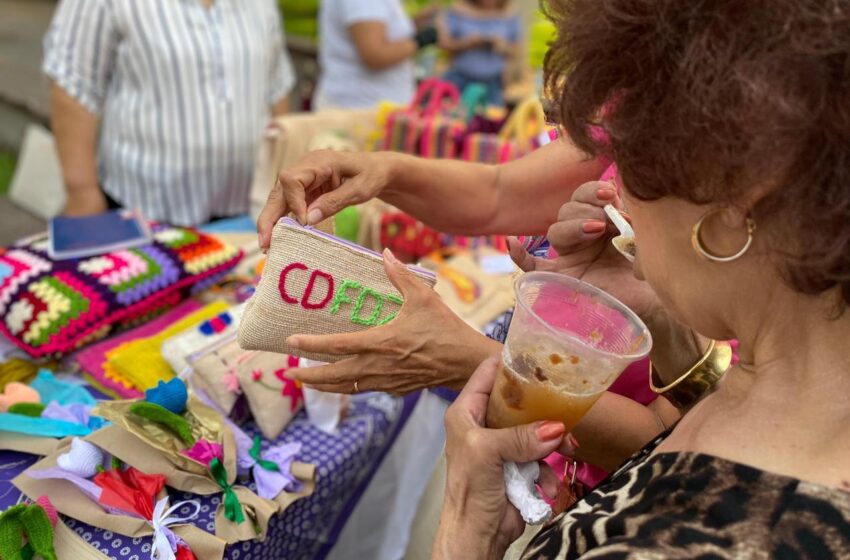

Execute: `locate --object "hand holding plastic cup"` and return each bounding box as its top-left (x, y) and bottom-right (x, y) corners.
top-left (486, 271), bottom-right (652, 433)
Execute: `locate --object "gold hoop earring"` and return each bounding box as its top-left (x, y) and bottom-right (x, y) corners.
top-left (691, 208), bottom-right (756, 263)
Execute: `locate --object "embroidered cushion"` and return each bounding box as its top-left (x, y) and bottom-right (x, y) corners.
top-left (189, 338), bottom-right (302, 439)
top-left (162, 303), bottom-right (246, 376)
top-left (236, 350), bottom-right (304, 440)
top-left (238, 218), bottom-right (437, 363)
top-left (188, 337), bottom-right (245, 417)
top-left (0, 225), bottom-right (241, 358)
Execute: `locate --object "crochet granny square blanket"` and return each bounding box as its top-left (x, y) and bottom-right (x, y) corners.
top-left (0, 225), bottom-right (242, 358)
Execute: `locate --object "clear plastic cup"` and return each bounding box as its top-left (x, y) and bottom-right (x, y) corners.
top-left (486, 272), bottom-right (652, 431)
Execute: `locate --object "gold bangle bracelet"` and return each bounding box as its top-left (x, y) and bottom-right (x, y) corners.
top-left (649, 340), bottom-right (733, 409)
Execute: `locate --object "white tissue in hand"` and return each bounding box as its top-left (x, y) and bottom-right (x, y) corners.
top-left (504, 461), bottom-right (552, 525)
top-left (300, 358), bottom-right (347, 434)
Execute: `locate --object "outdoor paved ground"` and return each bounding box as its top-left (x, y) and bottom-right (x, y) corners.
top-left (0, 0), bottom-right (53, 243)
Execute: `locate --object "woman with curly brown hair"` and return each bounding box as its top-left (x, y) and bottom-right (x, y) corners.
top-left (434, 0), bottom-right (850, 558)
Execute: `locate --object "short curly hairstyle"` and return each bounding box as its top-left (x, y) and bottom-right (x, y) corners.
top-left (544, 0), bottom-right (850, 310)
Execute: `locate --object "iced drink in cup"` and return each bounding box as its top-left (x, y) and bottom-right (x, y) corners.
top-left (486, 272), bottom-right (652, 432)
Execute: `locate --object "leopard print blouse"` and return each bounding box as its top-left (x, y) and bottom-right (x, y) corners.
top-left (522, 435), bottom-right (850, 559)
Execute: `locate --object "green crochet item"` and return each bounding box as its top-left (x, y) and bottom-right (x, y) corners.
top-left (7, 403), bottom-right (46, 417)
top-left (129, 402), bottom-right (196, 447)
top-left (0, 504), bottom-right (57, 560)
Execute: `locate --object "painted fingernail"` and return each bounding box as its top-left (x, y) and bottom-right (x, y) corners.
top-left (536, 421), bottom-right (566, 442)
top-left (306, 208), bottom-right (323, 225)
top-left (582, 220), bottom-right (606, 234)
top-left (596, 188), bottom-right (616, 200)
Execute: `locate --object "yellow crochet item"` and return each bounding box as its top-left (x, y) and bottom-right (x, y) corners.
top-left (0, 358), bottom-right (41, 390)
top-left (106, 301), bottom-right (230, 391)
top-left (102, 361), bottom-right (135, 390)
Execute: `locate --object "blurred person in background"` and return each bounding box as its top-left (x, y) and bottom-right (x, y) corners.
top-left (44, 0), bottom-right (295, 226)
top-left (437, 0), bottom-right (521, 106)
top-left (313, 0), bottom-right (439, 110)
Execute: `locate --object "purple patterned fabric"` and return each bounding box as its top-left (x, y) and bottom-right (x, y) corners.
top-left (1, 392), bottom-right (419, 560)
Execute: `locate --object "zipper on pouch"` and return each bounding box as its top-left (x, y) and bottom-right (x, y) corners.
top-left (278, 217), bottom-right (437, 282)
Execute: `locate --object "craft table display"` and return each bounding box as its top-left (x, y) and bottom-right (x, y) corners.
top-left (0, 221), bottom-right (437, 559)
top-left (0, 392), bottom-right (419, 560)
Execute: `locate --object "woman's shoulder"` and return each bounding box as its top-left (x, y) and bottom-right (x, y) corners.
top-left (522, 451), bottom-right (850, 559)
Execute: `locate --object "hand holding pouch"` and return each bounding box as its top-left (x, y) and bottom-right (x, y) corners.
top-left (238, 218), bottom-right (437, 363)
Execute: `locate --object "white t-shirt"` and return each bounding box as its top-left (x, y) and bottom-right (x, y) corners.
top-left (315, 0), bottom-right (415, 109)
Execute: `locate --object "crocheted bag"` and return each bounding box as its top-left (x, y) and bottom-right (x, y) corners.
top-left (238, 218), bottom-right (437, 363)
top-left (0, 225), bottom-right (242, 358)
top-left (105, 301), bottom-right (231, 392)
top-left (76, 299), bottom-right (203, 399)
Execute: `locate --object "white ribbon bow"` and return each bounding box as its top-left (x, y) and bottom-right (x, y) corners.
top-left (148, 496), bottom-right (202, 560)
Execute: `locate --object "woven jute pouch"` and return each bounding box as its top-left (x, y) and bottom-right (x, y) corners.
top-left (239, 217), bottom-right (437, 362)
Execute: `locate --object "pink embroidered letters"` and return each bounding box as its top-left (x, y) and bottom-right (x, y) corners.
top-left (278, 263), bottom-right (403, 327)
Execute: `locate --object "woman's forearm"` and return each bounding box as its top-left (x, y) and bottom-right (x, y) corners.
top-left (434, 516), bottom-right (509, 560)
top-left (50, 81), bottom-right (100, 196)
top-left (569, 310), bottom-right (705, 469)
top-left (570, 391), bottom-right (669, 471)
top-left (379, 140), bottom-right (604, 236)
top-left (435, 13), bottom-right (472, 53)
top-left (349, 22), bottom-right (417, 71)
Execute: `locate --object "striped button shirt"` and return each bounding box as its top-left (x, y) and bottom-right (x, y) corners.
top-left (43, 0), bottom-right (295, 226)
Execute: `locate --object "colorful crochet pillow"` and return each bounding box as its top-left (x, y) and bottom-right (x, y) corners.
top-left (0, 226), bottom-right (241, 358)
top-left (161, 303), bottom-right (246, 376)
top-left (105, 301), bottom-right (230, 392)
top-left (238, 218), bottom-right (437, 363)
top-left (75, 299), bottom-right (203, 399)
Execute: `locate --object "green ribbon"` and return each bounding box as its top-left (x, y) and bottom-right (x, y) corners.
top-left (0, 504), bottom-right (57, 560)
top-left (249, 436), bottom-right (279, 472)
top-left (209, 458), bottom-right (245, 524)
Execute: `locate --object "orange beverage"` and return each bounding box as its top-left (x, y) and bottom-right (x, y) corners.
top-left (486, 272), bottom-right (651, 430)
top-left (486, 360), bottom-right (605, 431)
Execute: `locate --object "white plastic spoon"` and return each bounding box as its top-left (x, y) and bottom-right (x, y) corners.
top-left (603, 204), bottom-right (636, 262)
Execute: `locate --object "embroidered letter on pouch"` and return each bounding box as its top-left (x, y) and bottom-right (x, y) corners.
top-left (329, 280), bottom-right (361, 315)
top-left (279, 263), bottom-right (308, 304)
top-left (302, 269), bottom-right (335, 310)
top-left (377, 294), bottom-right (404, 326)
top-left (351, 287), bottom-right (384, 326)
top-left (281, 262), bottom-right (407, 326)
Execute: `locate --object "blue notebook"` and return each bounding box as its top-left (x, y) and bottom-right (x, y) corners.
top-left (48, 209), bottom-right (152, 260)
